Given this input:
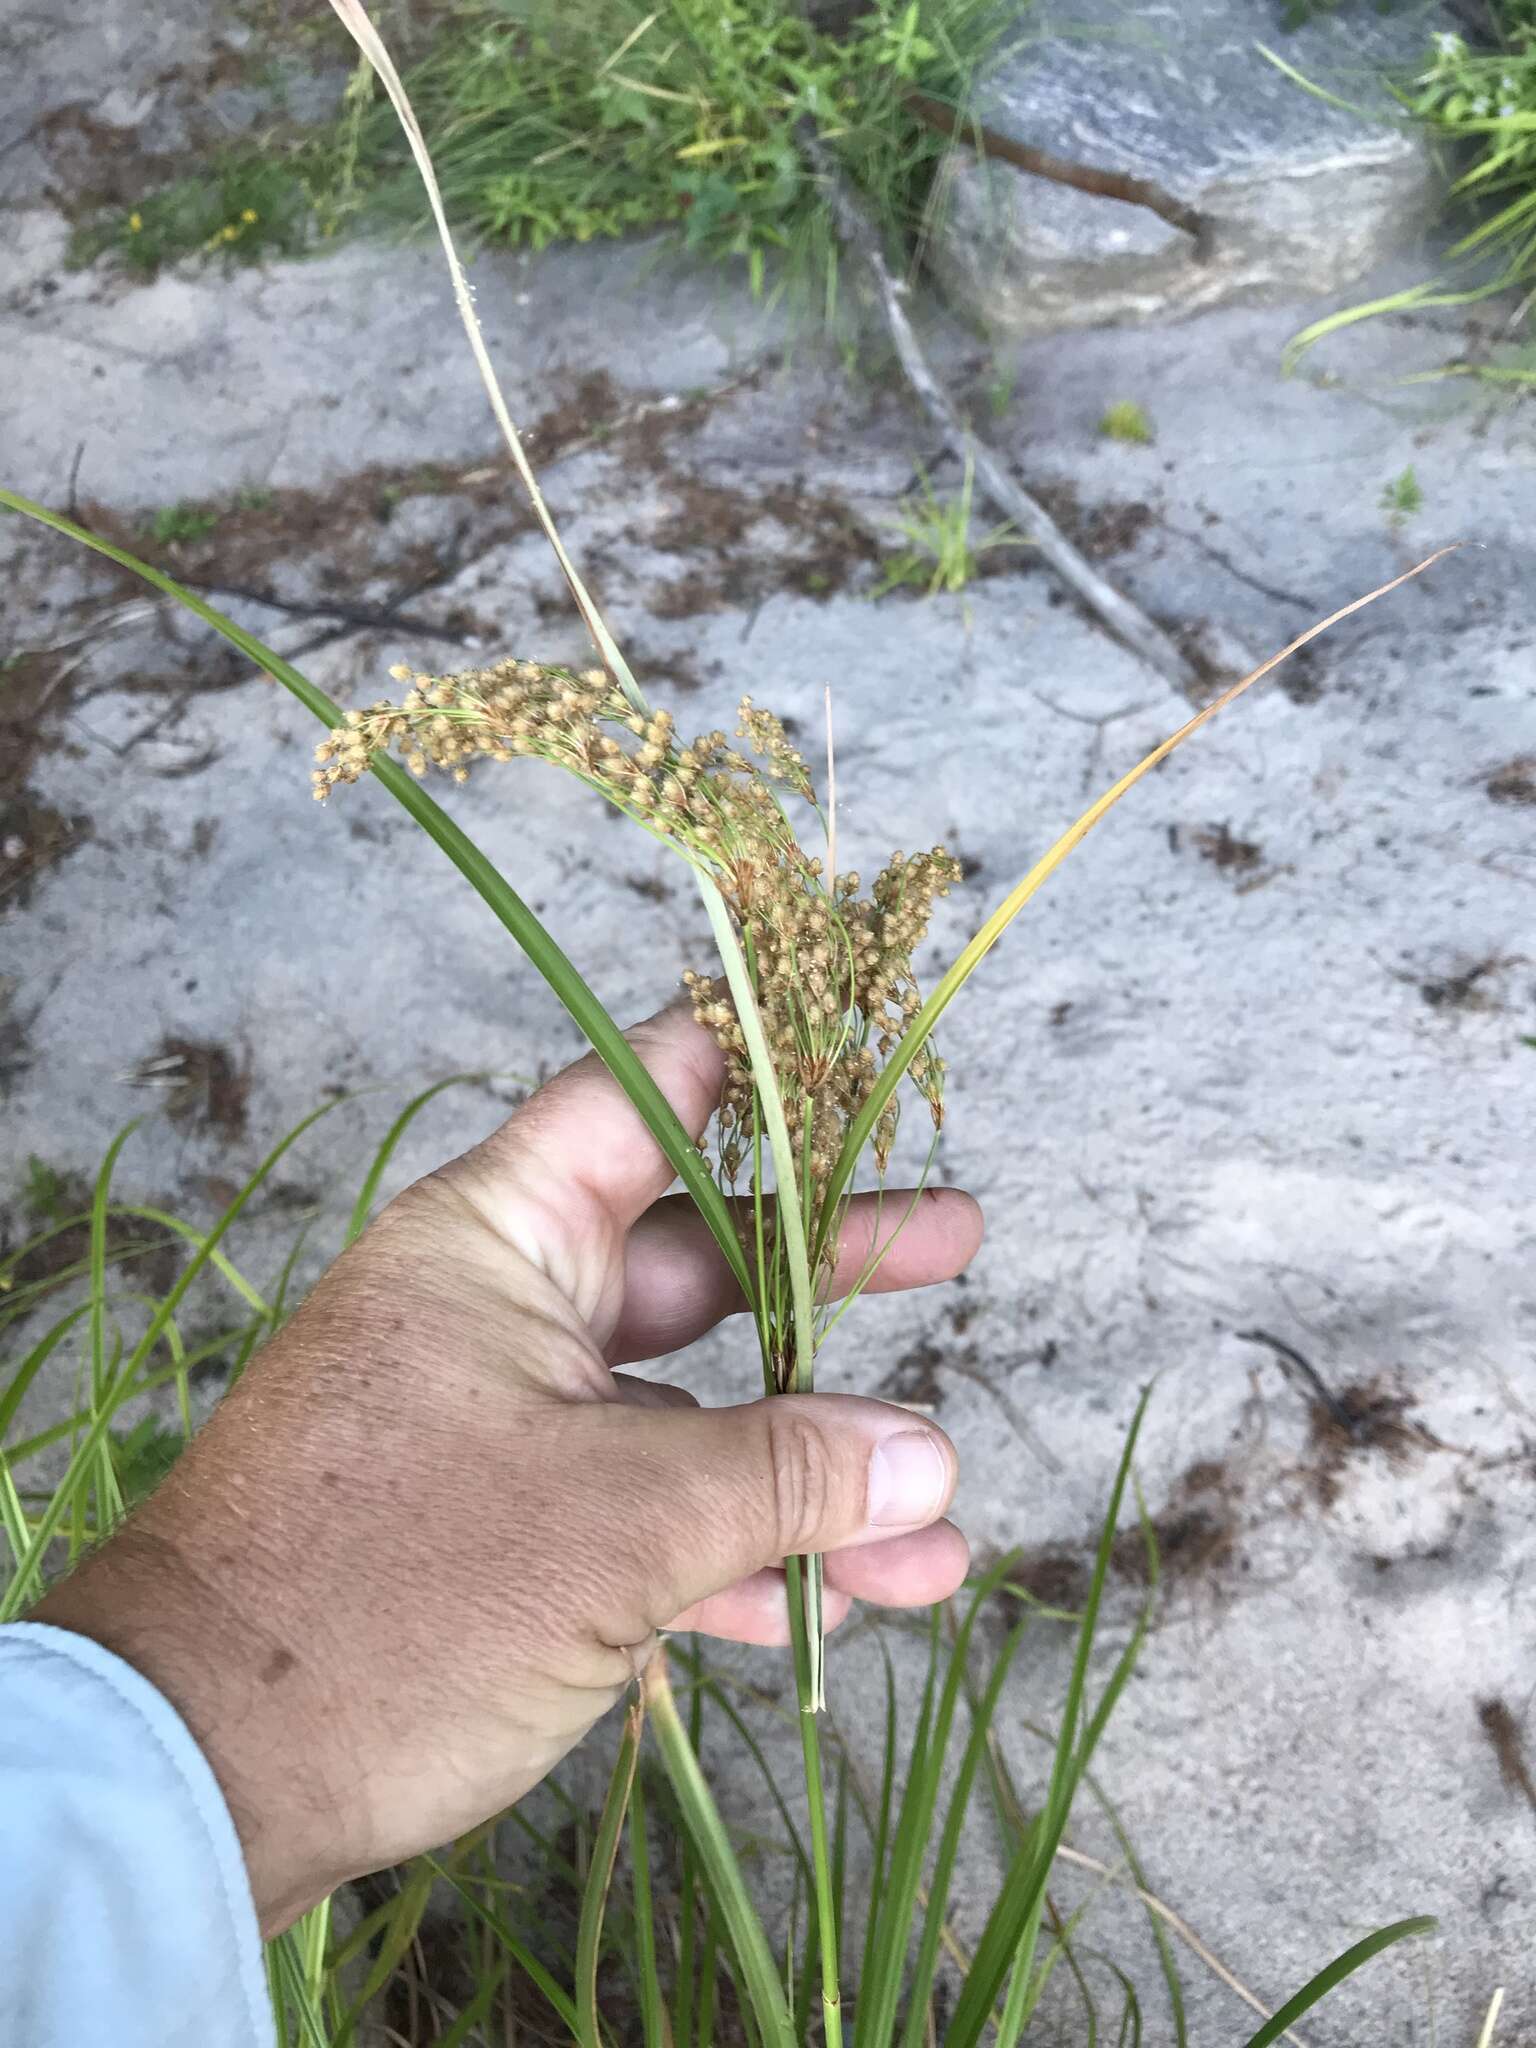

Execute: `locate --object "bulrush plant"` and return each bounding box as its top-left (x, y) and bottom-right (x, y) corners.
top-left (312, 664), bottom-right (961, 1368)
top-left (0, 0), bottom-right (1456, 2037)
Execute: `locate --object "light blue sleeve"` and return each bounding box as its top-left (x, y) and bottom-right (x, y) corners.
top-left (0, 1621), bottom-right (272, 2048)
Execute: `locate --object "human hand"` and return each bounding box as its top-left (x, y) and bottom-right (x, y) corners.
top-left (35, 1002), bottom-right (982, 1933)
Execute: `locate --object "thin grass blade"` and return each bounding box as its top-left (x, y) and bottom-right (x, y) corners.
top-left (643, 1650), bottom-right (796, 2048)
top-left (816, 553), bottom-right (1461, 1257)
top-left (1237, 1918), bottom-right (1436, 2048)
top-left (425, 1852), bottom-right (582, 2034)
top-left (435, 1959), bottom-right (508, 2047)
top-left (578, 1699), bottom-right (643, 2048)
top-left (346, 1073), bottom-right (488, 1245)
top-left (0, 1097), bottom-right (347, 1618)
top-left (629, 1764), bottom-right (670, 2048)
top-left (332, 1861), bottom-right (434, 2048)
top-left (944, 1391), bottom-right (1151, 2048)
top-left (898, 1609), bottom-right (1031, 2048)
top-left (321, 0), bottom-right (646, 708)
top-left (0, 490), bottom-right (749, 1297)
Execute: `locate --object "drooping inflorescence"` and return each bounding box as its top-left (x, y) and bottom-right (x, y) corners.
top-left (313, 656), bottom-right (959, 1270)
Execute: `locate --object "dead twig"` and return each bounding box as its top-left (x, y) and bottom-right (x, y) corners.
top-left (1235, 1327), bottom-right (1359, 1437)
top-left (1161, 522), bottom-right (1321, 614)
top-left (799, 128), bottom-right (1203, 693)
top-left (903, 90), bottom-right (1214, 254)
top-left (1050, 1844), bottom-right (1313, 2048)
top-left (941, 1350), bottom-right (1063, 1474)
top-left (178, 578), bottom-right (473, 645)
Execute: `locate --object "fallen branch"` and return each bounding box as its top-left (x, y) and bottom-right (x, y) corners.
top-left (178, 579), bottom-right (473, 644)
top-left (903, 90), bottom-right (1213, 254)
top-left (800, 129), bottom-right (1203, 693)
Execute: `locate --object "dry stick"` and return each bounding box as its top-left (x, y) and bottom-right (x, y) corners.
top-left (1049, 1844), bottom-right (1313, 2048)
top-left (799, 130), bottom-right (1204, 695)
top-left (179, 580), bottom-right (472, 644)
top-left (824, 684), bottom-right (838, 886)
top-left (970, 1700), bottom-right (1312, 2045)
top-left (848, 1717), bottom-right (1310, 2048)
top-left (902, 91), bottom-right (1214, 254)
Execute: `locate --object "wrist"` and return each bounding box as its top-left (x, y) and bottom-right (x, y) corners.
top-left (33, 1487), bottom-right (353, 1934)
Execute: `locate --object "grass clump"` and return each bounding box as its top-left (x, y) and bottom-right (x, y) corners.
top-left (876, 455), bottom-right (1019, 596)
top-left (144, 501), bottom-right (223, 547)
top-left (69, 153), bottom-right (317, 277)
top-left (1097, 400), bottom-right (1154, 445)
top-left (1280, 4), bottom-right (1536, 375)
top-left (1401, 13), bottom-right (1536, 289)
top-left (0, 1171), bottom-right (1433, 2046)
top-left (1380, 463), bottom-right (1424, 526)
top-left (389, 0), bottom-right (1006, 304)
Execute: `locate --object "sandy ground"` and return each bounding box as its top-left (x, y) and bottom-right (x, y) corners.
top-left (3, 3), bottom-right (1536, 2038)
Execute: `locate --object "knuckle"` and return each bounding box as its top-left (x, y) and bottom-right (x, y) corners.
top-left (765, 1407), bottom-right (834, 1554)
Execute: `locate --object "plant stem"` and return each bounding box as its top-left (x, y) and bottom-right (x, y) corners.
top-left (696, 878), bottom-right (814, 1394)
top-left (787, 1555), bottom-right (844, 2048)
top-left (697, 877), bottom-right (828, 1707)
top-left (696, 880), bottom-right (842, 2034)
top-left (643, 1655), bottom-right (796, 2048)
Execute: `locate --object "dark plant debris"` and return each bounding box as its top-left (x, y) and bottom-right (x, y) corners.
top-left (0, 793), bottom-right (91, 909)
top-left (0, 1157), bottom-right (181, 1305)
top-left (1419, 955), bottom-right (1516, 1012)
top-left (1486, 756), bottom-right (1536, 807)
top-left (993, 1454), bottom-right (1245, 1619)
top-left (1193, 822), bottom-right (1263, 874)
top-left (642, 477), bottom-right (884, 617)
top-left (1306, 1376), bottom-right (1436, 1510)
top-left (878, 1335), bottom-right (946, 1411)
top-left (1277, 645), bottom-right (1323, 705)
top-left (1236, 1326), bottom-right (1358, 1435)
top-left (1029, 479), bottom-right (1156, 560)
top-left (1478, 1698), bottom-right (1536, 1820)
top-left (130, 1037), bottom-right (251, 1140)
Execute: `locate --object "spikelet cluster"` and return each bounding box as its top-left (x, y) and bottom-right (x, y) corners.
top-left (314, 656), bottom-right (960, 1258)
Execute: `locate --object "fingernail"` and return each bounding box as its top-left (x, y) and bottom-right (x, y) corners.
top-left (868, 1431), bottom-right (949, 1529)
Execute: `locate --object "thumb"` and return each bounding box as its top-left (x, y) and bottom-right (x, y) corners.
top-left (572, 1393), bottom-right (958, 1644)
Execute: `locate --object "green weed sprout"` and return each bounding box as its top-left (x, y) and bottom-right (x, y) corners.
top-left (1097, 400), bottom-right (1155, 446)
top-left (0, 0), bottom-right (1453, 2029)
top-left (877, 453), bottom-right (1018, 596)
top-left (1380, 464), bottom-right (1424, 528)
top-left (69, 156), bottom-right (316, 279)
top-left (146, 501), bottom-right (223, 547)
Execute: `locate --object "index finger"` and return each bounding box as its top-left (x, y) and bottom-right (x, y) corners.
top-left (605, 1185), bottom-right (984, 1364)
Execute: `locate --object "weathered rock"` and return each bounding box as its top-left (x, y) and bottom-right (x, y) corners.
top-left (929, 0), bottom-right (1457, 335)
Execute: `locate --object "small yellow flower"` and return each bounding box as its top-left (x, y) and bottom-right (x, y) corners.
top-left (240, 208), bottom-right (258, 224)
top-left (128, 212), bottom-right (143, 233)
top-left (222, 223), bottom-right (239, 242)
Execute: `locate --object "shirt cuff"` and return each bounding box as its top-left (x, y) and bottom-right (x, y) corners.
top-left (0, 1620), bottom-right (271, 2048)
